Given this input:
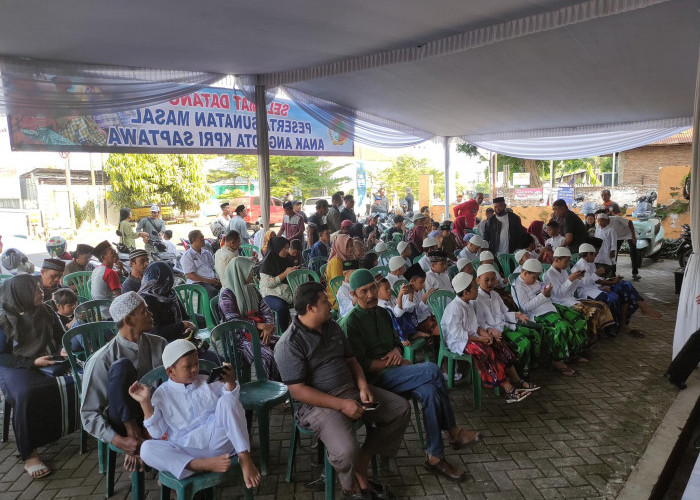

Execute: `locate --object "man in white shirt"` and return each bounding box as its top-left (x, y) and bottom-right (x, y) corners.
top-left (180, 229), bottom-right (221, 297)
top-left (228, 205), bottom-right (251, 243)
top-left (216, 202), bottom-right (231, 228)
top-left (608, 214), bottom-right (639, 280)
top-left (214, 230), bottom-right (242, 288)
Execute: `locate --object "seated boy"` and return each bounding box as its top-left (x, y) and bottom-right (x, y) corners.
top-left (425, 251), bottom-right (453, 292)
top-left (428, 221), bottom-right (441, 239)
top-left (309, 225), bottom-right (330, 259)
top-left (397, 241), bottom-right (412, 269)
top-left (337, 260), bottom-right (359, 318)
top-left (387, 256), bottom-right (407, 287)
top-left (377, 278), bottom-right (429, 346)
top-left (52, 288), bottom-right (78, 329)
top-left (456, 257), bottom-right (474, 276)
top-left (544, 221), bottom-right (564, 250)
top-left (163, 230), bottom-right (178, 255)
top-left (512, 249), bottom-right (529, 275)
top-left (457, 234), bottom-right (483, 261)
top-left (130, 339), bottom-right (260, 487)
top-left (418, 238), bottom-right (439, 272)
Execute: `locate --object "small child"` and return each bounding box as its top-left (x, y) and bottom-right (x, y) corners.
top-left (288, 239), bottom-right (303, 267)
top-left (512, 249), bottom-right (530, 275)
top-left (387, 256), bottom-right (407, 287)
top-left (418, 237), bottom-right (438, 272)
top-left (438, 221), bottom-right (461, 258)
top-left (131, 339), bottom-right (261, 487)
top-left (457, 234), bottom-right (483, 261)
top-left (477, 251), bottom-right (505, 288)
top-left (440, 272), bottom-right (530, 403)
top-left (456, 257), bottom-right (474, 276)
top-left (376, 278), bottom-right (429, 346)
top-left (425, 251), bottom-right (453, 292)
top-left (584, 213), bottom-right (597, 238)
top-left (594, 213), bottom-right (617, 277)
top-left (397, 241), bottom-right (412, 269)
top-left (309, 225), bottom-right (330, 259)
top-left (163, 230), bottom-right (178, 255)
top-left (373, 241), bottom-right (388, 259)
top-left (428, 221), bottom-right (441, 239)
top-left (337, 260), bottom-right (359, 318)
top-left (544, 221), bottom-right (564, 250)
top-left (512, 259), bottom-right (588, 376)
top-left (52, 288), bottom-right (78, 329)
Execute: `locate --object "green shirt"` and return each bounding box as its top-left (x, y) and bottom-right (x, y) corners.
top-left (340, 304), bottom-right (403, 382)
top-left (119, 220), bottom-right (139, 250)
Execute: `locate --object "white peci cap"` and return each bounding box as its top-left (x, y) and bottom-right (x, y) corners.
top-left (553, 247), bottom-right (571, 258)
top-left (479, 251), bottom-right (494, 261)
top-left (388, 256), bottom-right (406, 272)
top-left (456, 258), bottom-right (472, 271)
top-left (514, 249), bottom-right (529, 263)
top-left (161, 339), bottom-right (197, 369)
top-left (452, 272), bottom-right (474, 293)
top-left (468, 235), bottom-right (484, 247)
top-left (523, 259), bottom-right (543, 273)
top-left (579, 243), bottom-right (596, 253)
top-left (109, 292), bottom-right (145, 323)
top-left (422, 237), bottom-right (438, 248)
top-left (596, 213), bottom-right (609, 220)
top-left (396, 241), bottom-right (409, 254)
top-left (374, 242), bottom-right (388, 253)
top-left (477, 264), bottom-right (497, 277)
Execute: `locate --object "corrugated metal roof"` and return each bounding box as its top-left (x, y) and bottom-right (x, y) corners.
top-left (648, 129), bottom-right (693, 146)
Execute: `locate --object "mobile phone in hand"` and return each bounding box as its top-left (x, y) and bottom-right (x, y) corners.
top-left (51, 355), bottom-right (67, 362)
top-left (206, 366), bottom-right (225, 384)
top-left (363, 401), bottom-right (381, 411)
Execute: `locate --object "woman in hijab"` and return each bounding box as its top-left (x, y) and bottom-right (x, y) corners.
top-left (527, 220), bottom-right (547, 247)
top-left (261, 229), bottom-right (277, 255)
top-left (325, 234), bottom-right (357, 310)
top-left (407, 214), bottom-right (429, 258)
top-left (138, 262), bottom-right (199, 341)
top-left (0, 274), bottom-right (79, 479)
top-left (117, 208), bottom-right (146, 251)
top-left (218, 257), bottom-right (280, 381)
top-left (258, 236), bottom-right (297, 331)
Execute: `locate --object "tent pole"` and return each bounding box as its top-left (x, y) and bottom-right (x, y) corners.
top-left (611, 152), bottom-right (616, 186)
top-left (444, 136), bottom-right (451, 220)
top-left (549, 160), bottom-right (554, 204)
top-left (255, 82), bottom-right (271, 231)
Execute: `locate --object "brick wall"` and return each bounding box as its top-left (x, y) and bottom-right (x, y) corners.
top-left (618, 144), bottom-right (692, 185)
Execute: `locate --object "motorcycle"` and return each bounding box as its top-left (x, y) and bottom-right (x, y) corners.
top-left (632, 191), bottom-right (665, 263)
top-left (115, 230), bottom-right (185, 281)
top-left (677, 223), bottom-right (693, 268)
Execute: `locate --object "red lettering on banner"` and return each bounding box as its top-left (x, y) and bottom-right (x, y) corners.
top-left (280, 104), bottom-right (289, 117)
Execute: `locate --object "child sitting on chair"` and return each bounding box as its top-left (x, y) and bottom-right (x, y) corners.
top-left (377, 278), bottom-right (430, 346)
top-left (425, 251), bottom-right (453, 292)
top-left (129, 339), bottom-right (261, 487)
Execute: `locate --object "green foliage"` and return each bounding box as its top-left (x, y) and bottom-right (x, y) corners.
top-left (73, 200), bottom-right (96, 229)
top-left (376, 155), bottom-right (445, 201)
top-left (105, 154), bottom-right (212, 215)
top-left (456, 143), bottom-right (486, 161)
top-left (217, 189), bottom-right (246, 200)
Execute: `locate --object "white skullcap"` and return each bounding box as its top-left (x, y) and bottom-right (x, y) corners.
top-left (468, 235), bottom-right (484, 247)
top-left (150, 204), bottom-right (160, 212)
top-left (422, 237), bottom-right (438, 248)
top-left (479, 251), bottom-right (494, 261)
top-left (452, 272), bottom-right (474, 293)
top-left (514, 249), bottom-right (529, 263)
top-left (161, 339), bottom-right (197, 369)
top-left (389, 256), bottom-right (406, 272)
top-left (522, 259), bottom-right (543, 273)
top-left (553, 247), bottom-right (571, 258)
top-left (579, 243), bottom-right (596, 253)
top-left (480, 239), bottom-right (490, 249)
top-left (109, 292), bottom-right (145, 323)
top-left (596, 213), bottom-right (609, 220)
top-left (477, 264), bottom-right (497, 277)
top-left (374, 242), bottom-right (388, 253)
top-left (397, 241), bottom-right (409, 254)
top-left (456, 258), bottom-right (472, 271)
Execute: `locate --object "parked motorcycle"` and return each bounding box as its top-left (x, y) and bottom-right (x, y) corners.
top-left (677, 224), bottom-right (693, 268)
top-left (632, 191), bottom-right (664, 263)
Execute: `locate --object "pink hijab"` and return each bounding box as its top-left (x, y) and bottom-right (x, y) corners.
top-left (329, 234), bottom-right (355, 261)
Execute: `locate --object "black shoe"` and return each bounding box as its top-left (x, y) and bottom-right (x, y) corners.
top-left (632, 274), bottom-right (641, 281)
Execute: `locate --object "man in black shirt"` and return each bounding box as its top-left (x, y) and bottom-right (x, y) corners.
top-left (387, 215), bottom-right (405, 240)
top-left (339, 195), bottom-right (357, 224)
top-left (306, 199), bottom-right (329, 248)
top-left (551, 199), bottom-right (589, 253)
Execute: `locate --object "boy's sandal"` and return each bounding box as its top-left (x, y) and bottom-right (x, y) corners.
top-left (516, 380), bottom-right (541, 392)
top-left (25, 462), bottom-right (51, 479)
top-left (505, 388), bottom-right (531, 403)
top-left (449, 428), bottom-right (482, 449)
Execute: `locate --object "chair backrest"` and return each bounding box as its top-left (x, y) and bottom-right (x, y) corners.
top-left (287, 269), bottom-right (320, 294)
top-left (74, 299), bottom-right (113, 323)
top-left (497, 253), bottom-right (515, 276)
top-left (427, 290), bottom-right (456, 343)
top-left (413, 255), bottom-right (423, 265)
top-left (386, 241), bottom-right (398, 252)
top-left (569, 253), bottom-right (580, 266)
top-left (471, 258), bottom-right (481, 272)
top-left (302, 248), bottom-right (311, 266)
top-left (391, 279), bottom-right (408, 297)
top-left (179, 238), bottom-right (190, 250)
top-left (540, 263), bottom-right (552, 280)
top-left (319, 263), bottom-right (328, 279)
top-left (62, 321), bottom-right (117, 394)
top-left (370, 266), bottom-right (389, 278)
top-left (508, 273), bottom-right (519, 285)
top-left (454, 250), bottom-right (461, 260)
top-left (328, 275), bottom-right (345, 301)
top-left (308, 256), bottom-right (328, 275)
top-left (510, 282), bottom-right (524, 311)
top-left (140, 359), bottom-right (219, 390)
top-left (378, 250), bottom-right (399, 267)
top-left (210, 294), bottom-right (221, 325)
top-left (210, 320), bottom-right (266, 382)
top-left (239, 244), bottom-right (259, 258)
top-left (447, 265), bottom-right (458, 281)
top-left (174, 284), bottom-right (215, 329)
top-left (392, 232), bottom-right (404, 242)
top-left (62, 271), bottom-right (93, 300)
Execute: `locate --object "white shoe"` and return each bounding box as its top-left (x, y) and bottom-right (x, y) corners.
top-left (443, 371), bottom-right (463, 381)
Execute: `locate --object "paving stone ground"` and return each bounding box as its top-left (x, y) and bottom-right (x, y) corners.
top-left (0, 257), bottom-right (684, 499)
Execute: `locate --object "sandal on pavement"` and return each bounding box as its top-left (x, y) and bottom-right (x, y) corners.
top-left (449, 428), bottom-right (482, 449)
top-left (423, 458), bottom-right (466, 482)
top-left (363, 481), bottom-right (396, 500)
top-left (516, 380), bottom-right (541, 392)
top-left (505, 388), bottom-right (531, 404)
top-left (25, 462), bottom-right (51, 479)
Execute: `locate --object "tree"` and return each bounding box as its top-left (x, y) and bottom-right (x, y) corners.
top-left (376, 155), bottom-right (445, 202)
top-left (105, 154), bottom-right (212, 215)
top-left (268, 156), bottom-right (351, 199)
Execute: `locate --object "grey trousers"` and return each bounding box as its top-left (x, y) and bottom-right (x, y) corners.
top-left (297, 383), bottom-right (411, 492)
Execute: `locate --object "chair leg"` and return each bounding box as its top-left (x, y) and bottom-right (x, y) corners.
top-left (106, 448), bottom-right (116, 498)
top-left (286, 424), bottom-right (299, 482)
top-left (80, 428), bottom-right (87, 455)
top-left (160, 485), bottom-right (172, 500)
top-left (98, 440), bottom-right (107, 474)
top-left (323, 447), bottom-right (335, 500)
top-left (447, 358), bottom-right (455, 389)
top-left (472, 361), bottom-right (482, 410)
top-left (257, 409), bottom-right (271, 476)
top-left (132, 470), bottom-right (145, 500)
top-left (411, 398), bottom-right (425, 450)
top-left (2, 399), bottom-right (11, 442)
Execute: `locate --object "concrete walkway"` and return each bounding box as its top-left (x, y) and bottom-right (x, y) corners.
top-left (0, 257), bottom-right (685, 499)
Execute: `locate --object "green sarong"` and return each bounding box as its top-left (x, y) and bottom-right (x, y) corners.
top-left (503, 324), bottom-right (542, 376)
top-left (534, 307), bottom-right (587, 361)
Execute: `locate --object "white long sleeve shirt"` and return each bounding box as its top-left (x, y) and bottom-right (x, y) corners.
top-left (457, 247), bottom-right (479, 261)
top-left (337, 282), bottom-right (354, 318)
top-left (418, 255), bottom-right (431, 273)
top-left (572, 259), bottom-right (602, 299)
top-left (594, 225), bottom-right (617, 265)
top-left (426, 270), bottom-right (453, 293)
top-left (543, 266), bottom-right (581, 307)
top-left (440, 296), bottom-right (477, 354)
top-left (474, 288), bottom-right (518, 333)
top-left (545, 235), bottom-right (564, 250)
top-left (405, 289), bottom-right (432, 323)
top-left (378, 297), bottom-right (405, 318)
top-left (512, 275), bottom-right (557, 318)
top-left (144, 375), bottom-right (249, 452)
top-left (386, 273), bottom-right (402, 288)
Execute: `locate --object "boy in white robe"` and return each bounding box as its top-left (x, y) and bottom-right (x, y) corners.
top-left (425, 251), bottom-right (453, 292)
top-left (594, 213), bottom-right (617, 277)
top-left (456, 257), bottom-right (474, 276)
top-left (457, 234), bottom-right (483, 261)
top-left (544, 221), bottom-right (564, 250)
top-left (418, 237), bottom-right (438, 273)
top-left (512, 249), bottom-right (529, 275)
top-left (130, 340), bottom-right (260, 486)
top-left (397, 241), bottom-right (412, 269)
top-left (337, 259), bottom-right (359, 318)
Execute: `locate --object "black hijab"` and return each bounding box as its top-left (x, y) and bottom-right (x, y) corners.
top-left (350, 223), bottom-right (364, 239)
top-left (138, 261), bottom-right (177, 304)
top-left (260, 236), bottom-right (294, 278)
top-left (0, 274), bottom-right (60, 358)
top-left (119, 208), bottom-right (131, 223)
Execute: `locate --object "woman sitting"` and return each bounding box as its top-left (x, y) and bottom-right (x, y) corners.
top-left (0, 274), bottom-right (79, 479)
top-left (325, 234), bottom-right (356, 309)
top-left (258, 237), bottom-right (297, 332)
top-left (218, 257), bottom-right (281, 381)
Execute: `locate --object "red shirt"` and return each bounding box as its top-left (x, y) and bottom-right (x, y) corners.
top-left (453, 199), bottom-right (479, 228)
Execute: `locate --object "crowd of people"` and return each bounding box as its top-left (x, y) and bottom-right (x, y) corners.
top-left (0, 187), bottom-right (671, 499)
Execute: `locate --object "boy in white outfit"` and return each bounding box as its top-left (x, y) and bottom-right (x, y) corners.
top-left (397, 241), bottom-right (412, 269)
top-left (425, 251), bottom-right (453, 292)
top-left (457, 235), bottom-right (483, 261)
top-left (418, 237), bottom-right (439, 273)
top-left (387, 256), bottom-right (407, 288)
top-left (129, 339), bottom-right (260, 487)
top-left (336, 260), bottom-right (359, 318)
top-left (594, 213), bottom-right (617, 277)
top-left (512, 249), bottom-right (529, 275)
top-left (544, 221), bottom-right (564, 250)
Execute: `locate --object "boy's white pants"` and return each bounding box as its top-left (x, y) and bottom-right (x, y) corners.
top-left (141, 390), bottom-right (250, 479)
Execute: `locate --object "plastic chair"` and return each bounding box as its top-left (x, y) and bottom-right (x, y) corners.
top-left (308, 256), bottom-right (328, 275)
top-left (413, 255), bottom-right (423, 265)
top-left (391, 279), bottom-right (408, 298)
top-left (319, 263), bottom-right (328, 279)
top-left (302, 248), bottom-right (311, 266)
top-left (447, 265), bottom-right (458, 281)
top-left (508, 273), bottom-right (519, 286)
top-left (62, 271), bottom-right (93, 300)
top-left (428, 291), bottom-right (483, 409)
top-left (386, 241), bottom-right (398, 252)
top-left (328, 275), bottom-right (345, 302)
top-left (370, 266), bottom-right (389, 278)
top-left (497, 253), bottom-right (516, 277)
top-left (378, 250), bottom-right (399, 267)
top-left (453, 250), bottom-right (461, 260)
top-left (540, 263), bottom-right (552, 280)
top-left (210, 294), bottom-right (221, 325)
top-left (570, 253), bottom-right (581, 266)
top-left (239, 244), bottom-right (260, 258)
top-left (392, 232), bottom-right (404, 242)
top-left (74, 299), bottom-right (113, 323)
top-left (210, 321), bottom-right (289, 475)
top-left (175, 284), bottom-right (216, 330)
top-left (287, 269), bottom-right (320, 294)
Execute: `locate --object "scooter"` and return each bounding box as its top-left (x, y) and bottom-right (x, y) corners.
top-left (632, 191), bottom-right (665, 263)
top-left (677, 224), bottom-right (693, 268)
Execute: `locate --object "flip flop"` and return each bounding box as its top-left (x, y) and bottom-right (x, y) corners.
top-left (25, 462), bottom-right (51, 479)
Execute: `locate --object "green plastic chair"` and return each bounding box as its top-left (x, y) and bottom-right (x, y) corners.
top-left (210, 321), bottom-right (289, 475)
top-left (328, 275), bottom-right (345, 302)
top-left (570, 253), bottom-right (581, 266)
top-left (392, 232), bottom-right (404, 242)
top-left (0, 274), bottom-right (12, 283)
top-left (453, 250), bottom-right (461, 260)
top-left (391, 279), bottom-right (408, 297)
top-left (508, 273), bottom-right (519, 286)
top-left (210, 294), bottom-right (221, 325)
top-left (370, 266), bottom-right (389, 278)
top-left (413, 255), bottom-right (423, 265)
top-left (447, 265), bottom-right (458, 281)
top-left (239, 244), bottom-right (260, 258)
top-left (497, 253), bottom-right (516, 277)
top-left (308, 256), bottom-right (328, 275)
top-left (540, 263), bottom-right (552, 280)
top-left (62, 271), bottom-right (93, 300)
top-left (287, 269), bottom-right (320, 294)
top-left (428, 290), bottom-right (483, 409)
top-left (378, 250), bottom-right (399, 267)
top-left (74, 299), bottom-right (113, 323)
top-left (302, 248), bottom-right (311, 266)
top-left (319, 263), bottom-right (328, 279)
top-left (175, 284), bottom-right (216, 330)
top-left (386, 241), bottom-right (398, 252)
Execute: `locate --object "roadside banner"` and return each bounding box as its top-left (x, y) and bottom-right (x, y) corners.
top-left (513, 188), bottom-right (543, 201)
top-left (8, 87), bottom-right (354, 156)
top-left (553, 186), bottom-right (575, 205)
top-left (356, 163), bottom-right (367, 207)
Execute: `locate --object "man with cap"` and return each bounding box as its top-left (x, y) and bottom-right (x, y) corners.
top-left (551, 199), bottom-right (589, 253)
top-left (339, 194), bottom-right (357, 224)
top-left (121, 249), bottom-right (150, 294)
top-left (280, 201), bottom-right (305, 243)
top-left (307, 199), bottom-right (329, 248)
top-left (293, 200), bottom-right (308, 223)
top-left (438, 221), bottom-right (461, 258)
top-left (217, 202), bottom-right (231, 229)
top-left (453, 192), bottom-right (483, 230)
top-left (386, 255), bottom-right (407, 287)
top-left (337, 259), bottom-right (360, 319)
top-left (81, 292), bottom-right (167, 472)
top-left (228, 204), bottom-right (251, 243)
top-left (63, 244), bottom-right (95, 278)
top-left (341, 269), bottom-right (481, 482)
top-left (457, 234), bottom-right (483, 262)
top-left (40, 258), bottom-right (68, 301)
top-left (425, 250), bottom-right (453, 292)
top-left (90, 240), bottom-right (123, 303)
top-left (594, 213), bottom-right (616, 276)
top-left (136, 205), bottom-right (166, 254)
top-left (484, 197), bottom-right (527, 255)
top-left (418, 237), bottom-right (439, 273)
top-left (275, 281), bottom-right (410, 498)
top-left (387, 215), bottom-right (405, 241)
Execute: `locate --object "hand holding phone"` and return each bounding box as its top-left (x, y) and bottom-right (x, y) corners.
top-left (206, 366), bottom-right (225, 384)
top-left (362, 401), bottom-right (381, 411)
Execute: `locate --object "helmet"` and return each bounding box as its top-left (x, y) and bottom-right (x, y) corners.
top-left (1, 248), bottom-right (34, 274)
top-left (46, 235), bottom-right (67, 258)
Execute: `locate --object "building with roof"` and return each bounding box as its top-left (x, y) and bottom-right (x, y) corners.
top-left (618, 129), bottom-right (692, 186)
